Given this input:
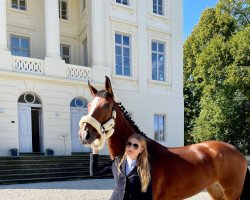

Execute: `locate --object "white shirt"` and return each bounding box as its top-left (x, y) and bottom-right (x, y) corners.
top-left (125, 157), bottom-right (137, 175)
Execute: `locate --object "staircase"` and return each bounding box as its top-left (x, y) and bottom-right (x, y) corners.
top-left (0, 154), bottom-right (111, 185)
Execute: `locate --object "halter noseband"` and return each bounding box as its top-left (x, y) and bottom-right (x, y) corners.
top-left (79, 109), bottom-right (116, 150)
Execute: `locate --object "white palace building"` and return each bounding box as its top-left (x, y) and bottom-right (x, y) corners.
top-left (0, 0), bottom-right (183, 156)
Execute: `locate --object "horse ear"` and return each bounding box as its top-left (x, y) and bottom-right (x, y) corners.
top-left (88, 81), bottom-right (98, 97)
top-left (105, 76), bottom-right (114, 97)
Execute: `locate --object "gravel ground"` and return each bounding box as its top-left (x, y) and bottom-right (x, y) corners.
top-left (0, 178), bottom-right (210, 200)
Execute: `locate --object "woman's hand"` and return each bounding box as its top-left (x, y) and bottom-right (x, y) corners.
top-left (91, 146), bottom-right (99, 154)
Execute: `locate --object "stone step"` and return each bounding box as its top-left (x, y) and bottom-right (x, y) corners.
top-left (0, 175), bottom-right (113, 185)
top-left (0, 155), bottom-right (89, 161)
top-left (0, 159), bottom-right (89, 165)
top-left (0, 155), bottom-right (111, 185)
top-left (0, 171), bottom-right (89, 180)
top-left (0, 166), bottom-right (88, 175)
top-left (19, 152), bottom-right (45, 156)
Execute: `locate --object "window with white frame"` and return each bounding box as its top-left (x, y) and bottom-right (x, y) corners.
top-left (115, 33), bottom-right (131, 76)
top-left (152, 41), bottom-right (165, 81)
top-left (154, 114), bottom-right (165, 141)
top-left (82, 39), bottom-right (88, 66)
top-left (153, 0), bottom-right (163, 15)
top-left (59, 0), bottom-right (68, 20)
top-left (12, 0), bottom-right (27, 10)
top-left (11, 35), bottom-right (30, 57)
top-left (116, 0), bottom-right (129, 6)
top-left (60, 44), bottom-right (71, 64)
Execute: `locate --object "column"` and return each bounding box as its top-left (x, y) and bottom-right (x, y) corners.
top-left (89, 0), bottom-right (111, 82)
top-left (89, 0), bottom-right (105, 67)
top-left (0, 0), bottom-right (8, 51)
top-left (44, 0), bottom-right (65, 78)
top-left (0, 0), bottom-right (12, 71)
top-left (44, 0), bottom-right (61, 59)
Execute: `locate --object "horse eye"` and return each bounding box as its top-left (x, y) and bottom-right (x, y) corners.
top-left (103, 103), bottom-right (110, 110)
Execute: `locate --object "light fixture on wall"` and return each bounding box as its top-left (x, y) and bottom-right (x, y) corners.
top-left (0, 108), bottom-right (4, 113)
top-left (55, 111), bottom-right (60, 117)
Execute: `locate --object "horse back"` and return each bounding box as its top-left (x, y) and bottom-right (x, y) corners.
top-left (167, 141), bottom-right (246, 169)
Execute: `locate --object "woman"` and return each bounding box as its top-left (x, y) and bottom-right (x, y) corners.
top-left (90, 133), bottom-right (152, 200)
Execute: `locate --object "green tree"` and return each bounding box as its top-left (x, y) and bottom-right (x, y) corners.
top-left (184, 0), bottom-right (250, 154)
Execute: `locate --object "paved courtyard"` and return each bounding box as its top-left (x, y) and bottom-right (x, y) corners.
top-left (0, 178), bottom-right (210, 200)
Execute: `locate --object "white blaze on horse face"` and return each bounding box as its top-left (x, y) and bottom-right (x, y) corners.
top-left (88, 97), bottom-right (101, 116)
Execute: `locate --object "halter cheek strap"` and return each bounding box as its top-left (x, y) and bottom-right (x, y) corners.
top-left (79, 110), bottom-right (116, 150)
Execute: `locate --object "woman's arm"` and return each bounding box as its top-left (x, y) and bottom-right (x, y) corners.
top-left (90, 148), bottom-right (113, 176)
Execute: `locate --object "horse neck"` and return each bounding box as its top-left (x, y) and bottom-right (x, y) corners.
top-left (108, 104), bottom-right (136, 159)
top-left (108, 103), bottom-right (167, 160)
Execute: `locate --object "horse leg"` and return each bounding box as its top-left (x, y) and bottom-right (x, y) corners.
top-left (218, 166), bottom-right (247, 200)
top-left (207, 183), bottom-right (225, 200)
top-left (217, 175), bottom-right (244, 200)
top-left (221, 186), bottom-right (241, 200)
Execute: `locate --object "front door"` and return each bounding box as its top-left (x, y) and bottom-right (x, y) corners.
top-left (18, 104), bottom-right (43, 153)
top-left (18, 104), bottom-right (32, 152)
top-left (71, 107), bottom-right (89, 152)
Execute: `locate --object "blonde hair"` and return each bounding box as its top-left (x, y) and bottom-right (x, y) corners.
top-left (117, 134), bottom-right (151, 192)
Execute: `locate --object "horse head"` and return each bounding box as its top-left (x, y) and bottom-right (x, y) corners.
top-left (78, 76), bottom-right (116, 150)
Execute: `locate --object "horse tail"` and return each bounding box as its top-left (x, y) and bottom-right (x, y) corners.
top-left (240, 167), bottom-right (250, 200)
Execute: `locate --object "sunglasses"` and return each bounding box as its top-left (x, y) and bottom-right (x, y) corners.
top-left (126, 141), bottom-right (139, 149)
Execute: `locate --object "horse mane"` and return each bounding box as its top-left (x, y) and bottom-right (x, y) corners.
top-left (116, 102), bottom-right (147, 137)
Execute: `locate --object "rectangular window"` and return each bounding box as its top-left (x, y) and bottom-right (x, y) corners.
top-left (152, 41), bottom-right (165, 81)
top-left (154, 114), bottom-right (165, 141)
top-left (153, 0), bottom-right (163, 15)
top-left (83, 39), bottom-right (88, 66)
top-left (12, 0), bottom-right (27, 11)
top-left (116, 0), bottom-right (128, 5)
top-left (59, 0), bottom-right (68, 20)
top-left (60, 44), bottom-right (71, 64)
top-left (11, 35), bottom-right (30, 57)
top-left (115, 33), bottom-right (131, 76)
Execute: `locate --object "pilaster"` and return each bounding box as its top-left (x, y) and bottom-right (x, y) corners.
top-left (0, 0), bottom-right (12, 71)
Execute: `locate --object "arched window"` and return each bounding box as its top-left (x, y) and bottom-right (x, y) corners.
top-left (70, 97), bottom-right (88, 108)
top-left (18, 92), bottom-right (41, 104)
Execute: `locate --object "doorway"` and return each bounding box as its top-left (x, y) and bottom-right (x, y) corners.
top-left (70, 97), bottom-right (90, 153)
top-left (18, 92), bottom-right (43, 153)
top-left (31, 108), bottom-right (41, 152)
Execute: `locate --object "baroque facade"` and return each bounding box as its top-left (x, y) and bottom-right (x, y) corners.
top-left (0, 0), bottom-right (183, 156)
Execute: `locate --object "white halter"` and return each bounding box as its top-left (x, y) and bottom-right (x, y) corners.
top-left (79, 110), bottom-right (116, 150)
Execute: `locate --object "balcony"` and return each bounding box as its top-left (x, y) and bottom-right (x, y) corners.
top-left (10, 56), bottom-right (92, 81)
top-left (12, 56), bottom-right (45, 75)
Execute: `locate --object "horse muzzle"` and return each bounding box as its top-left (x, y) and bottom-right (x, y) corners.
top-left (78, 124), bottom-right (98, 145)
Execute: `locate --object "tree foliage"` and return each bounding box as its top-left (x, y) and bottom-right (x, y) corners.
top-left (184, 0), bottom-right (250, 154)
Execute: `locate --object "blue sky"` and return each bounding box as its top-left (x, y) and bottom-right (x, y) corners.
top-left (183, 0), bottom-right (219, 40)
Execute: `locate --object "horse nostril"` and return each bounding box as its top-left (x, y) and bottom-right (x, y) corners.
top-left (86, 130), bottom-right (91, 140)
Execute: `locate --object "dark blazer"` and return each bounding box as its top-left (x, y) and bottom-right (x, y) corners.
top-left (90, 154), bottom-right (153, 200)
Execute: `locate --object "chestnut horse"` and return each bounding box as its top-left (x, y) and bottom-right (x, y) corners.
top-left (78, 76), bottom-right (249, 200)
